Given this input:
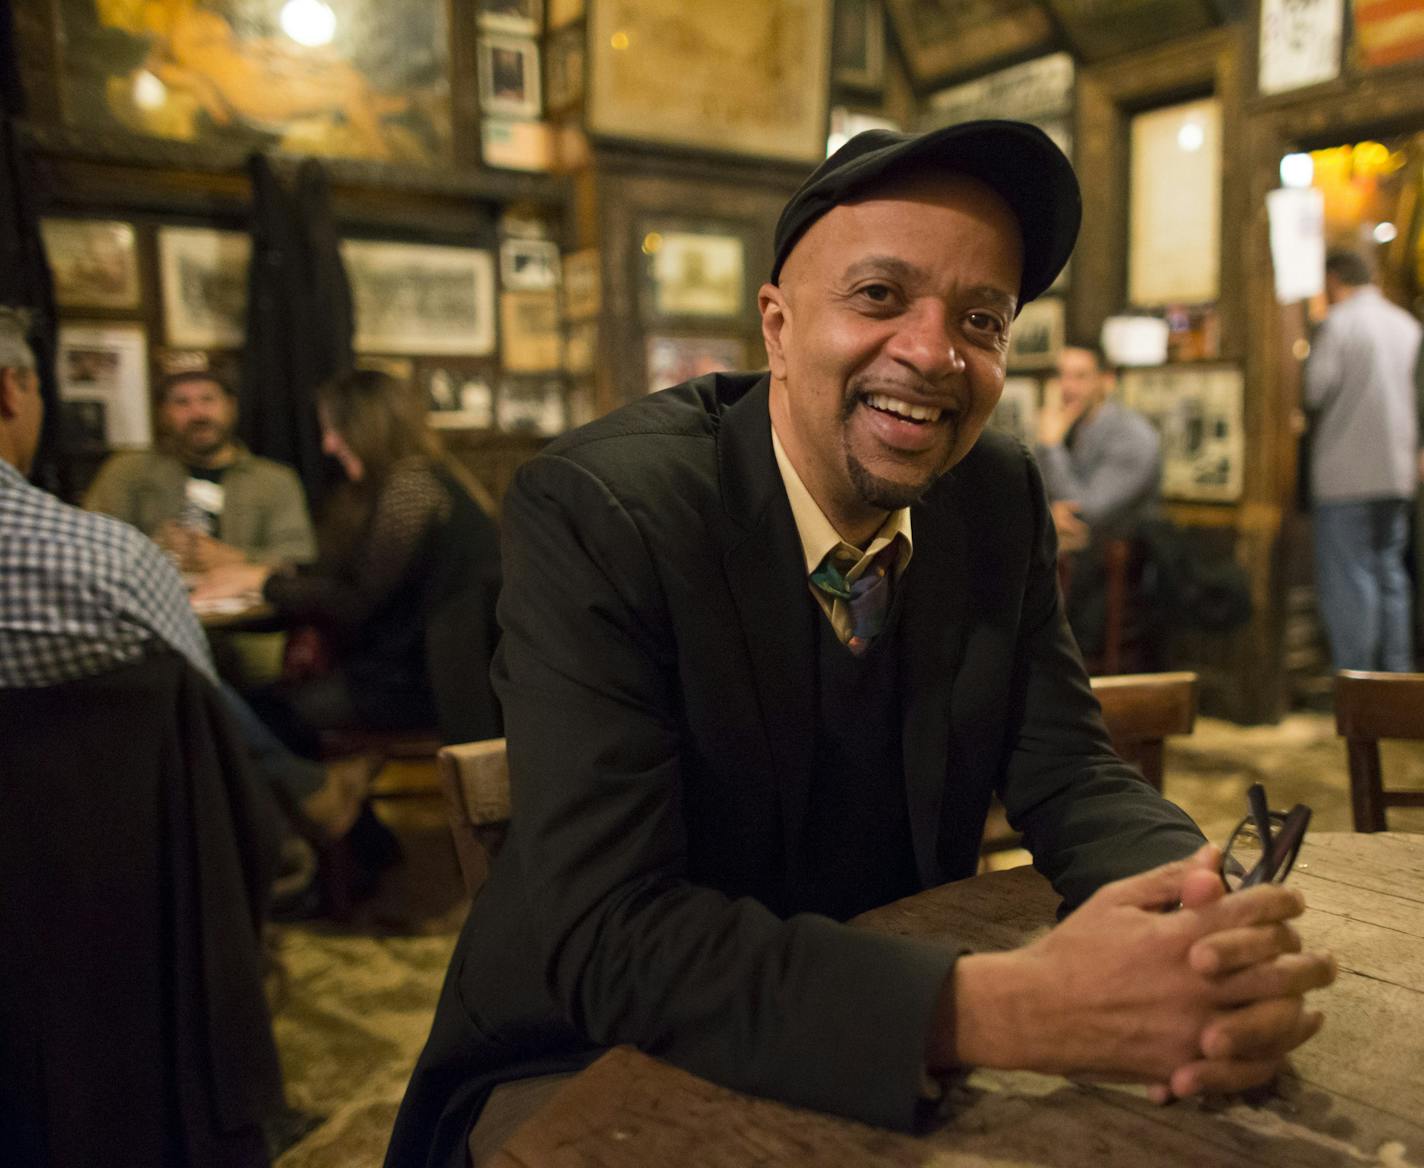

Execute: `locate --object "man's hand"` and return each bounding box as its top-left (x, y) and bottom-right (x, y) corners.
top-left (1050, 500), bottom-right (1090, 553)
top-left (937, 844), bottom-right (1335, 1097)
top-left (186, 531), bottom-right (249, 572)
top-left (1035, 380), bottom-right (1085, 447)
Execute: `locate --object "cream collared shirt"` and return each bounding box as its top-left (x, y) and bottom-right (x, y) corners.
top-left (771, 427), bottom-right (913, 646)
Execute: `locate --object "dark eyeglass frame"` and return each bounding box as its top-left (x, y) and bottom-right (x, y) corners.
top-left (1219, 783), bottom-right (1312, 891)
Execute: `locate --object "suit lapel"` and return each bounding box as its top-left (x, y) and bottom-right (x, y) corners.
top-left (715, 377), bottom-right (818, 861)
top-left (899, 476), bottom-right (971, 887)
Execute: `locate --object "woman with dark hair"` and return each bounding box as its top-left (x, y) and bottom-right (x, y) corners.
top-left (193, 369), bottom-right (503, 745)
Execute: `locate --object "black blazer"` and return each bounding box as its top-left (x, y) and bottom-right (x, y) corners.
top-left (387, 374), bottom-right (1203, 1168)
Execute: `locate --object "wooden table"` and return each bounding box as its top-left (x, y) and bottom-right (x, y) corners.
top-left (491, 832), bottom-right (1424, 1167)
top-left (192, 598), bottom-right (278, 631)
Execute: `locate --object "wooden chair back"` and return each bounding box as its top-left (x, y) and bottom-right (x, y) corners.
top-left (1059, 538), bottom-right (1144, 676)
top-left (1091, 671), bottom-right (1199, 792)
top-left (1333, 671), bottom-right (1424, 831)
top-left (438, 737), bottom-right (512, 897)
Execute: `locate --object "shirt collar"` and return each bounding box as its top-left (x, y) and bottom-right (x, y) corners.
top-left (770, 423), bottom-right (913, 577)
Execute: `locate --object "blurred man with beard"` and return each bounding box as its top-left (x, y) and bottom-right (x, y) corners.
top-left (86, 368), bottom-right (316, 569)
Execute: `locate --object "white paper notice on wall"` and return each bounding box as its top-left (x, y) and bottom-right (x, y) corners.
top-left (1258, 0), bottom-right (1343, 96)
top-left (1266, 187), bottom-right (1325, 304)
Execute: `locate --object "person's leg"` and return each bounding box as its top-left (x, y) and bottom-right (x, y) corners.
top-left (1374, 498), bottom-right (1415, 672)
top-left (1313, 501), bottom-right (1380, 672)
top-left (218, 680), bottom-right (325, 803)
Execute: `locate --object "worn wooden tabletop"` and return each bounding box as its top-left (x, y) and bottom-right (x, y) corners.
top-left (491, 832), bottom-right (1424, 1167)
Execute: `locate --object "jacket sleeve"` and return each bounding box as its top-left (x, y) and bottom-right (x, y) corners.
top-left (493, 453), bottom-right (957, 1132)
top-left (256, 465), bottom-right (317, 565)
top-left (83, 454), bottom-right (143, 529)
top-left (999, 452), bottom-right (1205, 909)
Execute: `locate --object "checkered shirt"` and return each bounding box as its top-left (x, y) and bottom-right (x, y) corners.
top-left (0, 459), bottom-right (216, 689)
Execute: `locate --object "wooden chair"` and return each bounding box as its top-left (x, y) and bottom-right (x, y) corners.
top-left (438, 737), bottom-right (512, 897)
top-left (1333, 670), bottom-right (1424, 831)
top-left (1091, 670), bottom-right (1199, 792)
top-left (1059, 538), bottom-right (1148, 676)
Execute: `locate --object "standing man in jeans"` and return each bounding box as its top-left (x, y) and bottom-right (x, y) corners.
top-left (1304, 248), bottom-right (1423, 672)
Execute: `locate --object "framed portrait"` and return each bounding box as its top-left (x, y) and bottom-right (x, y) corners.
top-left (642, 225), bottom-right (746, 321)
top-left (500, 289), bottom-right (563, 371)
top-left (501, 238), bottom-right (561, 291)
top-left (562, 248), bottom-right (601, 320)
top-left (990, 377), bottom-right (1039, 446)
top-left (40, 219), bottom-right (141, 310)
top-left (479, 35), bottom-right (542, 119)
top-left (423, 365), bottom-right (495, 429)
top-left (1258, 0), bottom-right (1342, 95)
top-left (56, 322), bottom-right (151, 448)
top-left (886, 0), bottom-right (1052, 85)
top-left (545, 24), bottom-right (587, 112)
top-left (497, 377), bottom-right (566, 435)
top-left (1119, 365), bottom-right (1243, 502)
top-left (588, 1), bottom-right (830, 162)
top-left (158, 227), bottom-right (250, 349)
top-left (56, 1), bottom-right (451, 164)
top-left (1129, 97), bottom-right (1221, 306)
top-left (646, 335), bottom-right (746, 395)
top-left (341, 241), bottom-right (495, 356)
top-left (834, 0), bottom-right (885, 89)
top-left (1007, 298), bottom-right (1064, 371)
top-left (478, 0), bottom-right (542, 34)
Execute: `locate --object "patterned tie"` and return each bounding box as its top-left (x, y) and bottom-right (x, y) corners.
top-left (810, 541), bottom-right (899, 655)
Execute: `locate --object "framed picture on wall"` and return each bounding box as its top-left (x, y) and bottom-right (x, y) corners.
top-left (588, 1), bottom-right (830, 162)
top-left (1258, 0), bottom-right (1342, 95)
top-left (1007, 297), bottom-right (1064, 371)
top-left (500, 238), bottom-right (561, 291)
top-left (497, 377), bottom-right (566, 434)
top-left (562, 248), bottom-right (601, 320)
top-left (423, 365), bottom-right (495, 429)
top-left (341, 240), bottom-right (495, 355)
top-left (990, 376), bottom-right (1039, 445)
top-left (834, 0), bottom-right (885, 89)
top-left (545, 24), bottom-right (587, 112)
top-left (158, 227), bottom-right (250, 349)
top-left (1119, 364), bottom-right (1243, 502)
top-left (479, 35), bottom-right (542, 118)
top-left (56, 322), bottom-right (151, 447)
top-left (40, 219), bottom-right (141, 310)
top-left (477, 0), bottom-right (542, 34)
top-left (500, 289), bottom-right (563, 371)
top-left (646, 335), bottom-right (746, 395)
top-left (641, 224), bottom-right (747, 321)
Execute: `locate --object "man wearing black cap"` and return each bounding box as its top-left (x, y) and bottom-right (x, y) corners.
top-left (387, 124), bottom-right (1332, 1167)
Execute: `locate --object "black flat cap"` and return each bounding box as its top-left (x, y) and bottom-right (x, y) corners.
top-left (771, 120), bottom-right (1081, 307)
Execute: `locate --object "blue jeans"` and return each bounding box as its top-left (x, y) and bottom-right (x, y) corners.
top-left (218, 681), bottom-right (326, 803)
top-left (1313, 498), bottom-right (1415, 672)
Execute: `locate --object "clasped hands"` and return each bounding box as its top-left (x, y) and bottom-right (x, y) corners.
top-left (942, 844), bottom-right (1336, 1102)
top-left (156, 520), bottom-right (249, 574)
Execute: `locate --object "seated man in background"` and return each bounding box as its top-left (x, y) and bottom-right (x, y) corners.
top-left (1035, 342), bottom-right (1161, 661)
top-left (85, 363), bottom-right (317, 571)
top-left (0, 311), bottom-right (368, 856)
top-left (388, 125), bottom-right (1332, 1168)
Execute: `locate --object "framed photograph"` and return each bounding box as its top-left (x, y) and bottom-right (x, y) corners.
top-left (921, 52), bottom-right (1073, 130)
top-left (478, 0), bottom-right (542, 34)
top-left (341, 241), bottom-right (495, 356)
top-left (479, 35), bottom-right (542, 119)
top-left (424, 365), bottom-right (495, 429)
top-left (1119, 365), bottom-right (1243, 503)
top-left (498, 378), bottom-right (566, 435)
top-left (1129, 98), bottom-right (1221, 306)
top-left (990, 376), bottom-right (1039, 445)
top-left (40, 219), bottom-right (141, 310)
top-left (588, 1), bottom-right (830, 162)
top-left (642, 226), bottom-right (746, 320)
top-left (500, 290), bottom-right (563, 371)
top-left (886, 0), bottom-right (1052, 86)
top-left (834, 0), bottom-right (885, 89)
top-left (501, 238), bottom-right (561, 291)
top-left (545, 24), bottom-right (587, 112)
top-left (56, 1), bottom-right (451, 163)
top-left (158, 227), bottom-right (250, 349)
top-left (57, 322), bottom-right (151, 448)
top-left (562, 248), bottom-right (601, 320)
top-left (646, 335), bottom-right (746, 395)
top-left (1258, 0), bottom-right (1342, 95)
top-left (1007, 298), bottom-right (1064, 371)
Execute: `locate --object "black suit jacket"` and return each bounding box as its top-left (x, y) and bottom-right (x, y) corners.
top-left (387, 374), bottom-right (1203, 1167)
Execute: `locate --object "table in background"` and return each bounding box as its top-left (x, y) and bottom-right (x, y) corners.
top-left (492, 832), bottom-right (1424, 1167)
top-left (192, 596), bottom-right (277, 631)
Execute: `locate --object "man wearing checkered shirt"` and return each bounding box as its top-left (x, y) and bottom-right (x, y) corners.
top-left (0, 308), bottom-right (369, 844)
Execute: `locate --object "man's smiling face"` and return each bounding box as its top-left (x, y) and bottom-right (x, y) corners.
top-left (760, 172), bottom-right (1023, 543)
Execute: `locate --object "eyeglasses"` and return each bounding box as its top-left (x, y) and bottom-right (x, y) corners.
top-left (1220, 783), bottom-right (1311, 891)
